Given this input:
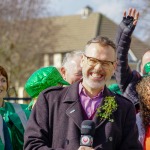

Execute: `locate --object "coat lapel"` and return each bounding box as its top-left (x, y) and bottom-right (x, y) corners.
top-left (66, 101), bottom-right (84, 129)
top-left (63, 81), bottom-right (84, 129)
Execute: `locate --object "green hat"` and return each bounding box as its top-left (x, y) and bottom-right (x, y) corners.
top-left (144, 62), bottom-right (150, 76)
top-left (108, 83), bottom-right (122, 95)
top-left (25, 66), bottom-right (70, 98)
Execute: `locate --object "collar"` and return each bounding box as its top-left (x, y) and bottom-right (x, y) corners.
top-left (79, 82), bottom-right (104, 98)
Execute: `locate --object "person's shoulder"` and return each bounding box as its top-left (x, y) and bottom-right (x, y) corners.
top-left (5, 101), bottom-right (18, 108)
top-left (42, 85), bottom-right (68, 94)
top-left (39, 85), bottom-right (71, 99)
top-left (37, 85), bottom-right (72, 105)
top-left (113, 93), bottom-right (136, 115)
top-left (107, 88), bottom-right (133, 105)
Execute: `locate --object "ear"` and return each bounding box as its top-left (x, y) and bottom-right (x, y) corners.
top-left (60, 67), bottom-right (66, 79)
top-left (113, 61), bottom-right (117, 70)
top-left (80, 55), bottom-right (84, 68)
top-left (111, 61), bottom-right (117, 75)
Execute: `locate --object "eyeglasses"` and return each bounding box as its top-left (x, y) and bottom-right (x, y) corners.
top-left (84, 55), bottom-right (115, 68)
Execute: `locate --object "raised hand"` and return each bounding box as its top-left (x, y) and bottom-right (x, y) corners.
top-left (123, 8), bottom-right (139, 28)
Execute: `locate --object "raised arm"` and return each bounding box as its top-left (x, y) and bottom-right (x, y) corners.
top-left (115, 9), bottom-right (141, 105)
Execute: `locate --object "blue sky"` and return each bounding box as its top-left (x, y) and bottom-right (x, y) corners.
top-left (50, 0), bottom-right (145, 17)
top-left (48, 0), bottom-right (148, 41)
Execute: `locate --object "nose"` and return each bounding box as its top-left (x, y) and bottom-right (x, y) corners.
top-left (94, 62), bottom-right (103, 70)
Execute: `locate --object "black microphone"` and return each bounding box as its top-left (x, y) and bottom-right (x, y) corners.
top-left (80, 120), bottom-right (95, 147)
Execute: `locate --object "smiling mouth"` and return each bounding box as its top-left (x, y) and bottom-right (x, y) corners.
top-left (90, 73), bottom-right (104, 80)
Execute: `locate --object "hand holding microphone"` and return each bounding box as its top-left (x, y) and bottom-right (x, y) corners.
top-left (79, 120), bottom-right (95, 150)
top-left (78, 146), bottom-right (94, 150)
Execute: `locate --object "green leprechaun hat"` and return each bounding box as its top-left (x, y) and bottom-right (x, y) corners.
top-left (25, 66), bottom-right (70, 98)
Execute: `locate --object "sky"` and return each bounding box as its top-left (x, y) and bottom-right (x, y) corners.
top-left (48, 0), bottom-right (149, 41)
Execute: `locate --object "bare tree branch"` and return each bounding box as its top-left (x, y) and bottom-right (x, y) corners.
top-left (0, 0), bottom-right (58, 92)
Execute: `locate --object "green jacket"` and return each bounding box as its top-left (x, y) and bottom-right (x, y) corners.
top-left (9, 109), bottom-right (31, 150)
top-left (0, 102), bottom-right (28, 123)
top-left (0, 102), bottom-right (28, 150)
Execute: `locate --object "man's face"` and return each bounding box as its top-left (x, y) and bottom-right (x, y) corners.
top-left (81, 43), bottom-right (116, 92)
top-left (141, 51), bottom-right (150, 75)
top-left (61, 56), bottom-right (82, 84)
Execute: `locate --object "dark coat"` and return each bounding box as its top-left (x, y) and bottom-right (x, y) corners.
top-left (115, 18), bottom-right (141, 107)
top-left (24, 81), bottom-right (142, 150)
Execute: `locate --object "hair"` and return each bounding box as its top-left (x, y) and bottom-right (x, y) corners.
top-left (0, 66), bottom-right (8, 90)
top-left (85, 36), bottom-right (116, 53)
top-left (62, 50), bottom-right (84, 69)
top-left (136, 76), bottom-right (150, 131)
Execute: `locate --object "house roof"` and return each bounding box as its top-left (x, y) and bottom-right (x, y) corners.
top-left (46, 13), bottom-right (100, 53)
top-left (43, 12), bottom-right (149, 61)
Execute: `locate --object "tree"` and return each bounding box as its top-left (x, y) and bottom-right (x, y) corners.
top-left (0, 0), bottom-right (58, 95)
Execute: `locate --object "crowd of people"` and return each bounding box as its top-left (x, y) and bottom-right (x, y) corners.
top-left (0, 7), bottom-right (150, 150)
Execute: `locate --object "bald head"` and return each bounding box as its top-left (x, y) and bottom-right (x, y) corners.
top-left (141, 50), bottom-right (150, 75)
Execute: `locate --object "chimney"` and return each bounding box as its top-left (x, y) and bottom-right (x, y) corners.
top-left (81, 6), bottom-right (93, 19)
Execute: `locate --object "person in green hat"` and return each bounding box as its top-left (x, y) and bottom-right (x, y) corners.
top-left (25, 66), bottom-right (70, 109)
top-left (9, 66), bottom-right (70, 150)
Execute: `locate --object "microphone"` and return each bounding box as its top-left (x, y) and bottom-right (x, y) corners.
top-left (80, 120), bottom-right (95, 147)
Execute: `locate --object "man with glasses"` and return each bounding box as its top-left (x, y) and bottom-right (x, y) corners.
top-left (24, 36), bottom-right (142, 150)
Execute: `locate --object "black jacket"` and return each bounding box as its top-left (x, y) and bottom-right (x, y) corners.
top-left (115, 17), bottom-right (141, 107)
